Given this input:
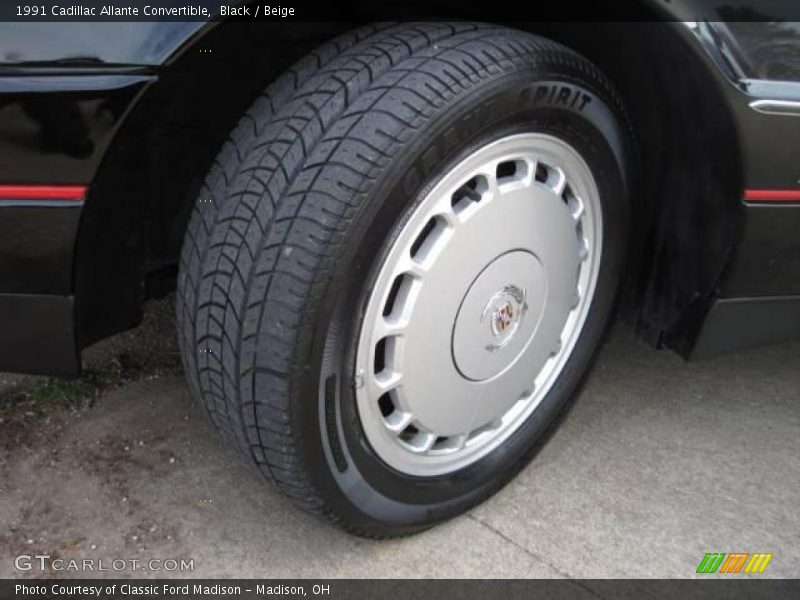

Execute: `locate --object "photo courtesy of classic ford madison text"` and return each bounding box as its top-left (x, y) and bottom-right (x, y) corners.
top-left (1, 0), bottom-right (799, 577)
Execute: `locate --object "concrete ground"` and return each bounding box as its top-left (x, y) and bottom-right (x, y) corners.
top-left (1, 298), bottom-right (798, 579)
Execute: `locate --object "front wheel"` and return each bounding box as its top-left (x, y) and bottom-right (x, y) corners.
top-left (177, 22), bottom-right (631, 537)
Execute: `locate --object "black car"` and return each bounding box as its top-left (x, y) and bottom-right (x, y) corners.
top-left (1, 2), bottom-right (799, 536)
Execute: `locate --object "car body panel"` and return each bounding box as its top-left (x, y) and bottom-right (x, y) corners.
top-left (0, 78), bottom-right (149, 297)
top-left (0, 22), bottom-right (204, 66)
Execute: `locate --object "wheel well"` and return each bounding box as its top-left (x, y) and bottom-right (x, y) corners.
top-left (74, 21), bottom-right (356, 347)
top-left (532, 22), bottom-right (743, 352)
top-left (75, 18), bottom-right (742, 353)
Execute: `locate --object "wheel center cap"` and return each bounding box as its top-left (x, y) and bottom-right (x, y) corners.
top-left (452, 251), bottom-right (546, 382)
top-left (483, 285), bottom-right (526, 350)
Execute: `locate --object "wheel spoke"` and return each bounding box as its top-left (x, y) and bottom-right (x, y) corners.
top-left (578, 239), bottom-right (589, 261)
top-left (410, 431), bottom-right (436, 453)
top-left (373, 370), bottom-right (402, 392)
top-left (375, 317), bottom-right (405, 340)
top-left (548, 166), bottom-right (567, 196)
top-left (446, 434), bottom-right (468, 451)
top-left (385, 410), bottom-right (413, 433)
top-left (398, 256), bottom-right (429, 279)
top-left (568, 194), bottom-right (585, 221)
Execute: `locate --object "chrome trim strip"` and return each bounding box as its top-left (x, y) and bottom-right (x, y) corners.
top-left (749, 99), bottom-right (800, 117)
top-left (0, 199), bottom-right (83, 207)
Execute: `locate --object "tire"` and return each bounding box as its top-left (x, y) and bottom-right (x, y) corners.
top-left (177, 22), bottom-right (631, 537)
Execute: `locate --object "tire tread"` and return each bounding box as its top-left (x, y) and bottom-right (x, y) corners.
top-left (177, 22), bottom-right (626, 536)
